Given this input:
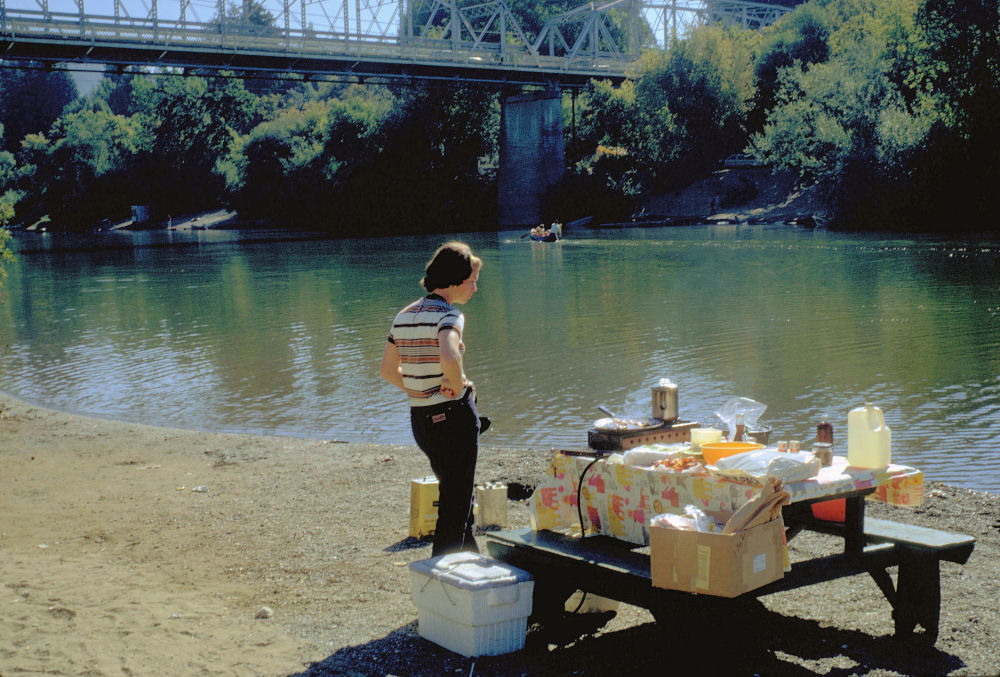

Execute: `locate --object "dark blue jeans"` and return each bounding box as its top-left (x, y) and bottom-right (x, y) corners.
top-left (410, 392), bottom-right (480, 556)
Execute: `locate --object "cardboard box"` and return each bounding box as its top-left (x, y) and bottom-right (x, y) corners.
top-left (409, 552), bottom-right (534, 656)
top-left (649, 512), bottom-right (784, 597)
top-left (409, 476), bottom-right (439, 538)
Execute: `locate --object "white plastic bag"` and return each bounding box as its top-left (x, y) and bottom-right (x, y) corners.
top-left (713, 449), bottom-right (821, 483)
top-left (650, 505), bottom-right (717, 532)
top-left (715, 397), bottom-right (767, 441)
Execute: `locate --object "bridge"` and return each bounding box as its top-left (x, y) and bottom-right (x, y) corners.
top-left (0, 0), bottom-right (793, 87)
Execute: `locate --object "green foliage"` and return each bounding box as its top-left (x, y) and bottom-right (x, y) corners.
top-left (0, 124), bottom-right (16, 295)
top-left (750, 0), bottom-right (1000, 230)
top-left (636, 28), bottom-right (755, 184)
top-left (131, 74), bottom-right (262, 218)
top-left (893, 0), bottom-right (1000, 226)
top-left (223, 81), bottom-right (499, 234)
top-left (0, 222), bottom-right (12, 298)
top-left (750, 2), bottom-right (832, 132)
top-left (567, 22), bottom-right (758, 212)
top-left (0, 65), bottom-right (78, 152)
top-left (15, 107), bottom-right (144, 228)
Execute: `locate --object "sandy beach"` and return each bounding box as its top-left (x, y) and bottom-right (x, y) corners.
top-left (2, 392), bottom-right (998, 676)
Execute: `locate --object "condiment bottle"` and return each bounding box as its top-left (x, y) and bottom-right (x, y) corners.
top-left (817, 419), bottom-right (833, 445)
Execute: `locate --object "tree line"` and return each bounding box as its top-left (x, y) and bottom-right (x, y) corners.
top-left (0, 0), bottom-right (997, 244)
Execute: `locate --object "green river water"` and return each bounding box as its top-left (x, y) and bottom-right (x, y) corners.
top-left (2, 224), bottom-right (998, 493)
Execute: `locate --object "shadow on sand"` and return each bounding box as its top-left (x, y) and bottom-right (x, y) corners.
top-left (289, 600), bottom-right (966, 677)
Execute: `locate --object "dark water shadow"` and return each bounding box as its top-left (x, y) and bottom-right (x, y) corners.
top-left (287, 603), bottom-right (968, 677)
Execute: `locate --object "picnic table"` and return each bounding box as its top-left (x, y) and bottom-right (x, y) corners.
top-left (486, 451), bottom-right (974, 645)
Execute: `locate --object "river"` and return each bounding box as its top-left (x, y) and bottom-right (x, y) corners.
top-left (2, 224), bottom-right (998, 493)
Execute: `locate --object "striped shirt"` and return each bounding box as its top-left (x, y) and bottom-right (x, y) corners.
top-left (388, 294), bottom-right (464, 407)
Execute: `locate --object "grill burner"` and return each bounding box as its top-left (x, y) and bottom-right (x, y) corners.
top-left (587, 419), bottom-right (698, 451)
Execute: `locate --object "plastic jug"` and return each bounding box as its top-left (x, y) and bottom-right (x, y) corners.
top-left (847, 403), bottom-right (891, 468)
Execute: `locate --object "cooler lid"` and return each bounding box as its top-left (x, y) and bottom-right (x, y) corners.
top-left (408, 552), bottom-right (532, 590)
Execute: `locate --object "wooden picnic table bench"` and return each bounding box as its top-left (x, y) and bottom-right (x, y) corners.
top-left (486, 506), bottom-right (974, 645)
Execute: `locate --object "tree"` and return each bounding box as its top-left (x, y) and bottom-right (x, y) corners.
top-left (223, 100), bottom-right (333, 223)
top-left (566, 22), bottom-right (757, 208)
top-left (225, 78), bottom-right (500, 234)
top-left (0, 65), bottom-right (78, 152)
top-left (749, 2), bottom-right (832, 133)
top-left (214, 0), bottom-right (277, 34)
top-left (0, 124), bottom-right (17, 295)
top-left (130, 75), bottom-right (261, 217)
top-left (897, 0), bottom-right (1000, 225)
top-left (15, 105), bottom-right (144, 228)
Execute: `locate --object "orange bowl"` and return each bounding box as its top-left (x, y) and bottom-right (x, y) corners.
top-left (700, 441), bottom-right (765, 465)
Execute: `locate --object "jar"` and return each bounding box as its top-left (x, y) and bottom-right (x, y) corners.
top-left (812, 442), bottom-right (833, 466)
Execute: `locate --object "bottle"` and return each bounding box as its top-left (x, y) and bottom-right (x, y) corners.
top-left (817, 419), bottom-right (833, 445)
top-left (847, 403), bottom-right (891, 468)
top-left (733, 413), bottom-right (745, 441)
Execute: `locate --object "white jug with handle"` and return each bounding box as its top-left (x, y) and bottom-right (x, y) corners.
top-left (847, 403), bottom-right (892, 468)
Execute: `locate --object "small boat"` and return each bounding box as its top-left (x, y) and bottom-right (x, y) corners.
top-left (530, 232), bottom-right (557, 242)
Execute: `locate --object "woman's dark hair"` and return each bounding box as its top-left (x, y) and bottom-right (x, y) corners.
top-left (421, 241), bottom-right (482, 292)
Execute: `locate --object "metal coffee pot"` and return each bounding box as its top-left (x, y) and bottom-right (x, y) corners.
top-left (651, 380), bottom-right (678, 422)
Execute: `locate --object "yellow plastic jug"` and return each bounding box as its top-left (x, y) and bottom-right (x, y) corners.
top-left (847, 403), bottom-right (892, 468)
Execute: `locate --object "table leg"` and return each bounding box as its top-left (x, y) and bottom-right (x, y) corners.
top-left (844, 495), bottom-right (865, 553)
top-left (893, 549), bottom-right (941, 644)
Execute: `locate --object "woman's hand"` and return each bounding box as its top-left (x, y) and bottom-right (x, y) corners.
top-left (439, 376), bottom-right (466, 400)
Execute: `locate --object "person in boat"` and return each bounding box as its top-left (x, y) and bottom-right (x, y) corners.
top-left (380, 242), bottom-right (484, 556)
top-left (550, 220), bottom-right (562, 239)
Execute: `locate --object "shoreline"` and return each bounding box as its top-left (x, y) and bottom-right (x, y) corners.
top-left (2, 392), bottom-right (998, 676)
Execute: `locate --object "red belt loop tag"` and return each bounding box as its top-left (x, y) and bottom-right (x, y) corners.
top-left (432, 413), bottom-right (447, 423)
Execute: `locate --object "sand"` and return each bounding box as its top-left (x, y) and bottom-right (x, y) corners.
top-left (2, 392), bottom-right (998, 677)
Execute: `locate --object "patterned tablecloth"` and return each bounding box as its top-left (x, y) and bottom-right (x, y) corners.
top-left (529, 451), bottom-right (924, 546)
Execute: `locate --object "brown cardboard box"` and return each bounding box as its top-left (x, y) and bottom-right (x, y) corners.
top-left (649, 512), bottom-right (784, 597)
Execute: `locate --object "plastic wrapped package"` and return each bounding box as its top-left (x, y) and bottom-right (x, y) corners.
top-left (621, 444), bottom-right (688, 467)
top-left (715, 397), bottom-right (767, 441)
top-left (649, 505), bottom-right (718, 532)
top-left (713, 449), bottom-right (822, 483)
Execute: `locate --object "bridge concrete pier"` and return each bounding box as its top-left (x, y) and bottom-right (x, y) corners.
top-left (497, 90), bottom-right (564, 228)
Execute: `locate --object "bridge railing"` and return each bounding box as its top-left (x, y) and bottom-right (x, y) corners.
top-left (1, 1), bottom-right (792, 82)
top-left (1, 6), bottom-right (631, 79)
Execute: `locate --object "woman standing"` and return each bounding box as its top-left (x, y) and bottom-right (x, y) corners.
top-left (380, 242), bottom-right (483, 556)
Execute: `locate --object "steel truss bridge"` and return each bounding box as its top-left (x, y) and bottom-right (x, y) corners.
top-left (0, 0), bottom-right (792, 87)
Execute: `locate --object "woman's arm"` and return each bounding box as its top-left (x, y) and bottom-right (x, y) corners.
top-left (438, 327), bottom-right (466, 398)
top-left (379, 340), bottom-right (406, 391)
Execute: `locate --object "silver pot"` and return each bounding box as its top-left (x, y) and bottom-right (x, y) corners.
top-left (651, 382), bottom-right (678, 422)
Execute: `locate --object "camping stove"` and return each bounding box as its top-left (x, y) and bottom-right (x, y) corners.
top-left (587, 419), bottom-right (698, 451)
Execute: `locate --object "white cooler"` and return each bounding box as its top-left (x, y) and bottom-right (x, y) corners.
top-left (408, 552), bottom-right (534, 657)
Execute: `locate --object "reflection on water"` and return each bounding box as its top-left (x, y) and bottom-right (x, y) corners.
top-left (2, 225), bottom-right (999, 493)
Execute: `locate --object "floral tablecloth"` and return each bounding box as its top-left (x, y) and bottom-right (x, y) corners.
top-left (529, 452), bottom-right (924, 546)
